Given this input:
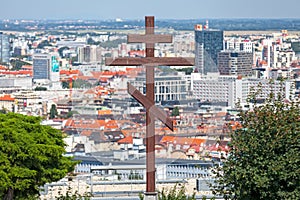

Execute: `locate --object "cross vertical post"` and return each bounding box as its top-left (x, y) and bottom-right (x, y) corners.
top-left (145, 16), bottom-right (156, 194)
top-left (105, 16), bottom-right (194, 198)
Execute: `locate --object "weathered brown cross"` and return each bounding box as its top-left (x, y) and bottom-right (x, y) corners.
top-left (106, 16), bottom-right (194, 195)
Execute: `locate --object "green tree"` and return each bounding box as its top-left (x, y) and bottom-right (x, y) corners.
top-left (87, 38), bottom-right (99, 45)
top-left (66, 110), bottom-right (79, 119)
top-left (0, 113), bottom-right (76, 200)
top-left (99, 39), bottom-right (126, 48)
top-left (175, 67), bottom-right (194, 75)
top-left (139, 184), bottom-right (196, 200)
top-left (72, 79), bottom-right (92, 89)
top-left (0, 106), bottom-right (7, 114)
top-left (171, 107), bottom-right (180, 117)
top-left (55, 186), bottom-right (92, 200)
top-left (62, 81), bottom-right (70, 89)
top-left (10, 59), bottom-right (31, 70)
top-left (50, 104), bottom-right (58, 119)
top-left (34, 86), bottom-right (47, 91)
top-left (211, 92), bottom-right (300, 199)
top-left (37, 40), bottom-right (52, 49)
top-left (128, 170), bottom-right (143, 180)
top-left (157, 184), bottom-right (196, 200)
top-left (58, 46), bottom-right (70, 58)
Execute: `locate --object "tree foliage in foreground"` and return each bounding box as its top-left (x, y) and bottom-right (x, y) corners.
top-left (158, 184), bottom-right (196, 200)
top-left (55, 186), bottom-right (92, 200)
top-left (212, 92), bottom-right (300, 199)
top-left (138, 184), bottom-right (196, 200)
top-left (0, 113), bottom-right (77, 200)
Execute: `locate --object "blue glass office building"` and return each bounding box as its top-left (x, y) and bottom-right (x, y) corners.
top-left (195, 27), bottom-right (223, 75)
top-left (33, 54), bottom-right (51, 80)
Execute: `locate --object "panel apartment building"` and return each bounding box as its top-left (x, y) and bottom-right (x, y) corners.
top-left (192, 74), bottom-right (294, 108)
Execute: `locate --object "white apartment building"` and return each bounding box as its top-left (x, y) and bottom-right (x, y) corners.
top-left (273, 49), bottom-right (296, 68)
top-left (224, 37), bottom-right (253, 53)
top-left (192, 75), bottom-right (236, 107)
top-left (78, 45), bottom-right (101, 63)
top-left (0, 94), bottom-right (15, 112)
top-left (0, 77), bottom-right (32, 89)
top-left (131, 71), bottom-right (188, 103)
top-left (192, 74), bottom-right (294, 108)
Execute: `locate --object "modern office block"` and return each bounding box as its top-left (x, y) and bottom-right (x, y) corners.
top-left (194, 24), bottom-right (223, 75)
top-left (218, 51), bottom-right (253, 76)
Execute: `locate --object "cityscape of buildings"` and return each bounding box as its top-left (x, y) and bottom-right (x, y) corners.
top-left (0, 18), bottom-right (300, 199)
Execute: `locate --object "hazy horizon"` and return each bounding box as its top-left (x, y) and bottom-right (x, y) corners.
top-left (1, 0), bottom-right (300, 20)
top-left (2, 17), bottom-right (300, 21)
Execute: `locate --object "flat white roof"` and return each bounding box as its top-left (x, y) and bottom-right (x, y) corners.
top-left (91, 165), bottom-right (146, 170)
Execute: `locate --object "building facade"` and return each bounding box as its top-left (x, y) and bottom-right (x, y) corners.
top-left (273, 49), bottom-right (296, 68)
top-left (0, 32), bottom-right (10, 63)
top-left (192, 76), bottom-right (236, 107)
top-left (78, 45), bottom-right (101, 63)
top-left (192, 75), bottom-right (294, 108)
top-left (218, 51), bottom-right (253, 76)
top-left (131, 71), bottom-right (188, 103)
top-left (0, 77), bottom-right (32, 89)
top-left (224, 38), bottom-right (253, 53)
top-left (194, 25), bottom-right (223, 75)
top-left (33, 54), bottom-right (51, 80)
top-left (33, 53), bottom-right (60, 81)
top-left (0, 94), bottom-right (15, 112)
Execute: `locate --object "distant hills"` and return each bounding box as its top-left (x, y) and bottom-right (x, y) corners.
top-left (1, 18), bottom-right (300, 31)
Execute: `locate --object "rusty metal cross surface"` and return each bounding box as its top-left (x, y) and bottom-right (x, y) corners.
top-left (106, 16), bottom-right (194, 194)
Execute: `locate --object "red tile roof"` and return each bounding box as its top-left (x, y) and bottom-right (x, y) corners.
top-left (81, 130), bottom-right (92, 136)
top-left (160, 136), bottom-right (205, 146)
top-left (205, 145), bottom-right (229, 152)
top-left (117, 136), bottom-right (133, 144)
top-left (0, 65), bottom-right (8, 70)
top-left (60, 69), bottom-right (82, 76)
top-left (64, 119), bottom-right (119, 130)
top-left (129, 50), bottom-right (145, 57)
top-left (0, 70), bottom-right (32, 76)
top-left (0, 94), bottom-right (15, 101)
top-left (21, 65), bottom-right (33, 70)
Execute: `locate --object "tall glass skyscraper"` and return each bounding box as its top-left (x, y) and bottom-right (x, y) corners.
top-left (194, 25), bottom-right (223, 75)
top-left (0, 32), bottom-right (10, 63)
top-left (33, 54), bottom-right (51, 80)
top-left (33, 53), bottom-right (60, 81)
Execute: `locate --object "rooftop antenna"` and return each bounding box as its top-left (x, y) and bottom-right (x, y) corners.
top-left (205, 20), bottom-right (209, 29)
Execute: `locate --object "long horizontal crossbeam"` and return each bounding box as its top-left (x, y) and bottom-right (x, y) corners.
top-left (128, 34), bottom-right (173, 43)
top-left (106, 57), bottom-right (194, 66)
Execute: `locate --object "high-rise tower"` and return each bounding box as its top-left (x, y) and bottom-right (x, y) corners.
top-left (218, 51), bottom-right (253, 76)
top-left (33, 53), bottom-right (60, 81)
top-left (78, 45), bottom-right (101, 63)
top-left (33, 54), bottom-right (51, 80)
top-left (194, 24), bottom-right (223, 75)
top-left (0, 32), bottom-right (10, 63)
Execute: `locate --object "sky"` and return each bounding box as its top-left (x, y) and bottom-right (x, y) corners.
top-left (1, 0), bottom-right (300, 20)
